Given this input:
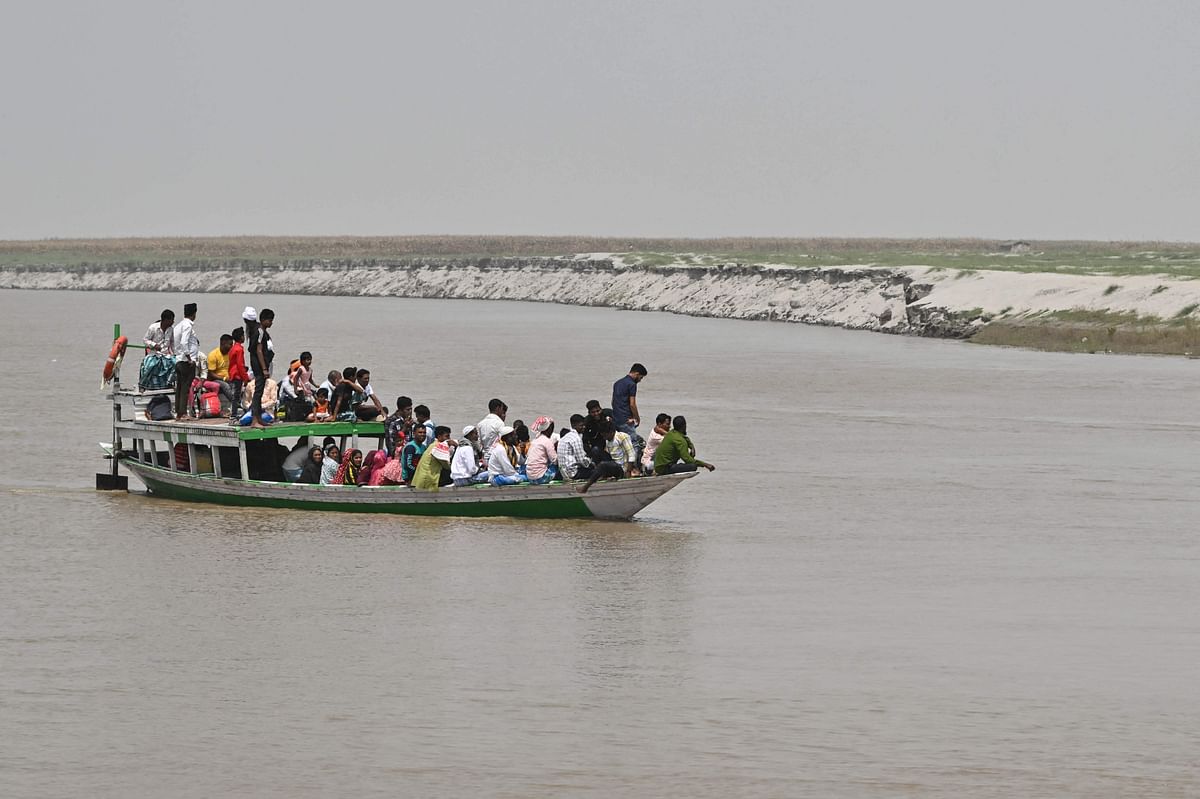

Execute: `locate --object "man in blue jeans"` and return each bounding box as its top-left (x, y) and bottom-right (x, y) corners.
top-left (611, 363), bottom-right (647, 440)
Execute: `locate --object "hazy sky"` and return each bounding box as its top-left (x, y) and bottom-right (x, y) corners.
top-left (2, 1), bottom-right (1197, 241)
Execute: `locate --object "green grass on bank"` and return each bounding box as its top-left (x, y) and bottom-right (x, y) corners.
top-left (2, 236), bottom-right (1200, 278)
top-left (971, 311), bottom-right (1200, 355)
top-left (620, 249), bottom-right (1200, 279)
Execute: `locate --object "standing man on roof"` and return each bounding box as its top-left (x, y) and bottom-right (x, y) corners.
top-left (248, 308), bottom-right (275, 428)
top-left (228, 325), bottom-right (249, 420)
top-left (611, 363), bottom-right (647, 440)
top-left (171, 302), bottom-right (200, 420)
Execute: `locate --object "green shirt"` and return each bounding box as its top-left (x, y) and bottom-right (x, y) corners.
top-left (653, 429), bottom-right (708, 474)
top-left (411, 445), bottom-right (448, 490)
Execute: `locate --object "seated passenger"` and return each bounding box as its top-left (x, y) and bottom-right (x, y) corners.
top-left (281, 437), bottom-right (311, 482)
top-left (411, 431), bottom-right (454, 491)
top-left (558, 414), bottom-right (596, 481)
top-left (307, 387), bottom-right (332, 422)
top-left (378, 455), bottom-right (405, 486)
top-left (524, 416), bottom-right (559, 485)
top-left (604, 423), bottom-right (639, 478)
top-left (384, 396), bottom-right (413, 456)
top-left (320, 443), bottom-right (341, 485)
top-left (358, 450), bottom-right (390, 486)
top-left (475, 398), bottom-right (508, 453)
top-left (582, 400), bottom-right (611, 461)
top-left (639, 413), bottom-right (672, 474)
top-left (279, 360), bottom-right (301, 403)
top-left (329, 367), bottom-right (362, 422)
top-left (451, 426), bottom-right (488, 486)
top-left (353, 368), bottom-right (386, 420)
top-left (297, 446), bottom-right (325, 484)
top-left (413, 404), bottom-right (436, 445)
top-left (242, 377), bottom-right (279, 416)
top-left (578, 422), bottom-right (632, 493)
top-left (279, 359), bottom-right (313, 421)
top-left (333, 448), bottom-right (363, 485)
top-left (205, 334), bottom-right (236, 408)
top-left (317, 370), bottom-right (341, 398)
top-left (487, 426), bottom-right (526, 486)
top-left (653, 416), bottom-right (716, 475)
top-left (400, 425), bottom-right (428, 484)
top-left (143, 308), bottom-right (175, 354)
top-left (512, 421), bottom-right (531, 465)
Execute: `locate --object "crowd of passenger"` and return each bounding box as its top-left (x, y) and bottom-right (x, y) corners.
top-left (137, 302), bottom-right (716, 491)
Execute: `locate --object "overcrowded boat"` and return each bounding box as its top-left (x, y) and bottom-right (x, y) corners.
top-left (97, 321), bottom-right (699, 520)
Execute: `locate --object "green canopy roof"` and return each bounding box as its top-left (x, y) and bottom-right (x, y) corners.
top-left (237, 420), bottom-right (386, 441)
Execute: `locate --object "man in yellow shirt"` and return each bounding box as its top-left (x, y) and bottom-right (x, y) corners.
top-left (206, 334), bottom-right (235, 410)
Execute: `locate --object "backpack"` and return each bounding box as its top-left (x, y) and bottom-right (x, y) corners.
top-left (199, 391), bottom-right (222, 419)
top-left (146, 395), bottom-right (172, 421)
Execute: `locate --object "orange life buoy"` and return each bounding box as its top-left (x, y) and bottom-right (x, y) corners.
top-left (103, 336), bottom-right (128, 381)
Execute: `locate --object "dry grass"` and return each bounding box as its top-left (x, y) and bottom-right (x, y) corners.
top-left (0, 235), bottom-right (1012, 262)
top-left (971, 319), bottom-right (1200, 356)
top-left (2, 235), bottom-right (1199, 267)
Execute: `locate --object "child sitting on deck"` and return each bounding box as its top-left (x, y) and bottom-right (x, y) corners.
top-left (307, 388), bottom-right (331, 422)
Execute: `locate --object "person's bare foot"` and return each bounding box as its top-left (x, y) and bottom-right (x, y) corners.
top-left (250, 421), bottom-right (266, 429)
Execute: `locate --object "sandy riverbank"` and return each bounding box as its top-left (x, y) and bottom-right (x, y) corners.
top-left (2, 255), bottom-right (1198, 352)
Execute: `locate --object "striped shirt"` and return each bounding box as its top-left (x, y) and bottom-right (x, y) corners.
top-left (557, 430), bottom-right (591, 479)
top-left (605, 431), bottom-right (636, 466)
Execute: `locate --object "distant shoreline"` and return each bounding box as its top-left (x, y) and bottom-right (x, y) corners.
top-left (2, 237), bottom-right (1198, 356)
top-left (3, 234), bottom-right (1200, 265)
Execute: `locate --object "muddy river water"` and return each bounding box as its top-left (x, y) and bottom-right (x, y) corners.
top-left (1, 289), bottom-right (1196, 797)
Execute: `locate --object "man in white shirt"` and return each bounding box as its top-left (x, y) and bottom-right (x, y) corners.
top-left (171, 302), bottom-right (200, 420)
top-left (450, 426), bottom-right (487, 486)
top-left (317, 370), bottom-right (341, 398)
top-left (475, 398), bottom-right (508, 453)
top-left (486, 426), bottom-right (524, 486)
top-left (143, 309), bottom-right (175, 354)
top-left (355, 368), bottom-right (386, 420)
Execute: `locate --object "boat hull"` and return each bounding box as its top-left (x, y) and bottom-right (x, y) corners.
top-left (122, 458), bottom-right (694, 520)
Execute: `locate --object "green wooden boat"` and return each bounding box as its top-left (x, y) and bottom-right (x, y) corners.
top-left (100, 387), bottom-right (694, 520)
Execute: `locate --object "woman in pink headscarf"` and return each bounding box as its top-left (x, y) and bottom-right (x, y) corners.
top-left (524, 416), bottom-right (559, 485)
top-left (378, 455), bottom-right (406, 486)
top-left (357, 449), bottom-right (390, 486)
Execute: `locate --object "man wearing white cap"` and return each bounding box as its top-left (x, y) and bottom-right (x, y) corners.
top-left (486, 426), bottom-right (525, 486)
top-left (451, 426), bottom-right (488, 487)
